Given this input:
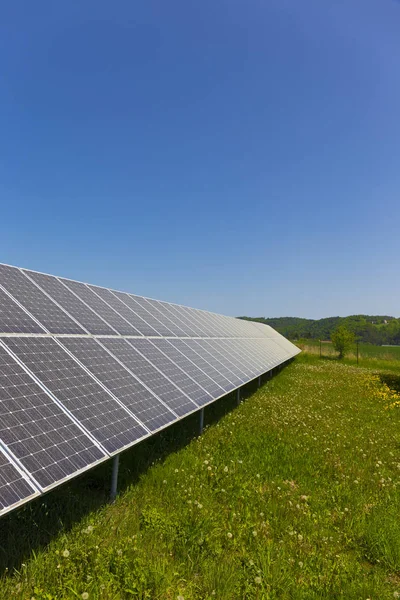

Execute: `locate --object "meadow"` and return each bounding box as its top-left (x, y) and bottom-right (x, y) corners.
top-left (1, 351), bottom-right (400, 598)
top-left (297, 339), bottom-right (400, 368)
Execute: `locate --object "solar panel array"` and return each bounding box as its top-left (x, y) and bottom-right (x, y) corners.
top-left (0, 263), bottom-right (300, 516)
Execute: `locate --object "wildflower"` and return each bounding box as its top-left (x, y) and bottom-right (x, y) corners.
top-left (224, 466), bottom-right (228, 472)
top-left (175, 469), bottom-right (179, 473)
top-left (62, 549), bottom-right (70, 558)
top-left (227, 532), bottom-right (233, 539)
top-left (204, 460), bottom-right (209, 465)
top-left (197, 503), bottom-right (203, 509)
top-left (163, 480), bottom-right (167, 484)
top-left (207, 466), bottom-right (212, 471)
top-left (252, 530), bottom-right (257, 537)
top-left (298, 534), bottom-right (303, 541)
top-left (299, 561), bottom-right (304, 568)
top-left (254, 576), bottom-right (262, 584)
top-left (82, 594), bottom-right (89, 600)
top-left (177, 595), bottom-right (185, 600)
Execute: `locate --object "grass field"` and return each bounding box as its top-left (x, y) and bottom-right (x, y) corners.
top-left (2, 353), bottom-right (400, 599)
top-left (297, 339), bottom-right (400, 369)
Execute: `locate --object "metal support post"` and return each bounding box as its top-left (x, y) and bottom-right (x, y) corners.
top-left (236, 387), bottom-right (241, 406)
top-left (258, 376), bottom-right (261, 387)
top-left (110, 454), bottom-right (120, 503)
top-left (199, 408), bottom-right (204, 435)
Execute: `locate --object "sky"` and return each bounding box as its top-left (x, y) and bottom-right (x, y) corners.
top-left (1, 0), bottom-right (399, 320)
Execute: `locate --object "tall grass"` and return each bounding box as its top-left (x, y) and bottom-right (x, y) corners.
top-left (1, 356), bottom-right (400, 598)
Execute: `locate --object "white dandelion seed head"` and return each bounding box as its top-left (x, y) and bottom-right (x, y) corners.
top-left (254, 576), bottom-right (262, 584)
top-left (62, 549), bottom-right (70, 558)
top-left (227, 532), bottom-right (233, 539)
top-left (82, 593), bottom-right (89, 600)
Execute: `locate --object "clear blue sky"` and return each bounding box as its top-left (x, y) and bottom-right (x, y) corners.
top-left (1, 0), bottom-right (399, 319)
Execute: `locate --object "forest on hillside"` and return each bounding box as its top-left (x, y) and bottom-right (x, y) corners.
top-left (238, 315), bottom-right (400, 345)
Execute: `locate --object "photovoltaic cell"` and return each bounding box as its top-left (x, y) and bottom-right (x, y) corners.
top-left (60, 279), bottom-right (141, 336)
top-left (102, 289), bottom-right (161, 336)
top-left (0, 449), bottom-right (37, 515)
top-left (24, 270), bottom-right (116, 335)
top-left (88, 285), bottom-right (159, 336)
top-left (122, 294), bottom-right (176, 337)
top-left (100, 338), bottom-right (196, 417)
top-left (160, 302), bottom-right (208, 337)
top-left (127, 338), bottom-right (212, 407)
top-left (0, 287), bottom-right (45, 334)
top-left (138, 298), bottom-right (187, 336)
top-left (236, 338), bottom-right (271, 372)
top-left (168, 339), bottom-right (235, 392)
top-left (191, 340), bottom-right (245, 386)
top-left (3, 337), bottom-right (147, 454)
top-left (213, 339), bottom-right (260, 378)
top-left (188, 308), bottom-right (227, 337)
top-left (0, 264), bottom-right (85, 334)
top-left (150, 300), bottom-right (198, 336)
top-left (151, 339), bottom-right (224, 398)
top-left (0, 343), bottom-right (105, 489)
top-left (60, 337), bottom-right (175, 432)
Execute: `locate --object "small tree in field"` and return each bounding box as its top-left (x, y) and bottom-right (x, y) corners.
top-left (331, 326), bottom-right (355, 359)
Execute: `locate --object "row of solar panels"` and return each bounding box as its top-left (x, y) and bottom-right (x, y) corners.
top-left (0, 263), bottom-right (271, 338)
top-left (0, 263), bottom-right (300, 516)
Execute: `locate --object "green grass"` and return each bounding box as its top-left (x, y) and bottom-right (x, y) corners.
top-left (298, 339), bottom-right (400, 371)
top-left (2, 356), bottom-right (400, 599)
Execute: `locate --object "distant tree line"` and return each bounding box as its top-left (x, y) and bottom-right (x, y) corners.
top-left (238, 315), bottom-right (400, 345)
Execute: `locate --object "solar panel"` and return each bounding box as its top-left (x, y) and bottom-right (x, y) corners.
top-left (237, 339), bottom-right (273, 372)
top-left (160, 303), bottom-right (209, 337)
top-left (0, 262), bottom-right (300, 516)
top-left (60, 337), bottom-right (176, 432)
top-left (24, 270), bottom-right (117, 336)
top-left (188, 308), bottom-right (229, 337)
top-left (2, 337), bottom-right (148, 454)
top-left (168, 339), bottom-right (236, 392)
top-left (150, 339), bottom-right (225, 398)
top-left (100, 338), bottom-right (197, 417)
top-left (127, 338), bottom-right (212, 407)
top-left (0, 264), bottom-right (85, 334)
top-left (60, 279), bottom-right (141, 336)
top-left (87, 286), bottom-right (161, 336)
top-left (123, 294), bottom-right (176, 337)
top-left (135, 298), bottom-right (187, 337)
top-left (192, 340), bottom-right (246, 386)
top-left (103, 289), bottom-right (162, 337)
top-left (0, 448), bottom-right (38, 515)
top-left (0, 343), bottom-right (106, 489)
top-left (0, 287), bottom-right (45, 334)
top-left (213, 339), bottom-right (261, 378)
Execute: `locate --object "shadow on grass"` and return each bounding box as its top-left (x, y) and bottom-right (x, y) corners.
top-left (379, 373), bottom-right (400, 393)
top-left (0, 363), bottom-right (291, 574)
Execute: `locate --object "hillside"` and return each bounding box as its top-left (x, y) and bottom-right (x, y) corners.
top-left (238, 315), bottom-right (400, 345)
